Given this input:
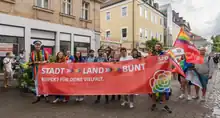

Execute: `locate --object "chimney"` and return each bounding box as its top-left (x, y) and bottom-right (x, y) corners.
top-left (176, 13), bottom-right (179, 18)
top-left (149, 0), bottom-right (152, 5)
top-left (153, 3), bottom-right (159, 9)
top-left (151, 0), bottom-right (154, 6)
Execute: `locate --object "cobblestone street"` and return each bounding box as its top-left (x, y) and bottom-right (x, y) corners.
top-left (0, 70), bottom-right (219, 118)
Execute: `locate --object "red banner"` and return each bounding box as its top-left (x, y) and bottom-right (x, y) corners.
top-left (38, 56), bottom-right (172, 95)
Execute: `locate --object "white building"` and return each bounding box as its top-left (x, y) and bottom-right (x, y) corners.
top-left (0, 13), bottom-right (100, 62)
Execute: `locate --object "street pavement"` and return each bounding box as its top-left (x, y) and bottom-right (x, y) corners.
top-left (0, 70), bottom-right (220, 118)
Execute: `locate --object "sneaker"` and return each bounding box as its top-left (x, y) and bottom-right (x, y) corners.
top-left (151, 104), bottom-right (156, 111)
top-left (163, 105), bottom-right (172, 113)
top-left (75, 98), bottom-right (79, 102)
top-left (200, 96), bottom-right (206, 102)
top-left (179, 94), bottom-right (185, 99)
top-left (187, 95), bottom-right (192, 101)
top-left (129, 102), bottom-right (134, 108)
top-left (121, 101), bottom-right (128, 106)
top-left (78, 97), bottom-right (84, 102)
top-left (45, 96), bottom-right (49, 103)
top-left (32, 97), bottom-right (41, 104)
top-left (192, 96), bottom-right (199, 99)
top-left (53, 98), bottom-right (60, 103)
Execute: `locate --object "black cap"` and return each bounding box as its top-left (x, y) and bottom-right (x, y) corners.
top-left (33, 40), bottom-right (42, 45)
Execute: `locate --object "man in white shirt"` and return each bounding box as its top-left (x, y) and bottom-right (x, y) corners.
top-left (119, 47), bottom-right (134, 108)
top-left (3, 52), bottom-right (14, 88)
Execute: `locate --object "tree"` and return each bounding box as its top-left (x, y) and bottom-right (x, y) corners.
top-left (145, 38), bottom-right (159, 53)
top-left (211, 35), bottom-right (220, 52)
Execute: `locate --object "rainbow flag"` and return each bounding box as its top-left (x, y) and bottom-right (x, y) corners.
top-left (174, 28), bottom-right (192, 47)
top-left (174, 28), bottom-right (203, 64)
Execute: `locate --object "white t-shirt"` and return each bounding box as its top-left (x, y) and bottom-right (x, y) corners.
top-left (3, 57), bottom-right (12, 72)
top-left (119, 56), bottom-right (133, 62)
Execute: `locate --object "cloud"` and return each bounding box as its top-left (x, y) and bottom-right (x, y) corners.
top-left (156, 0), bottom-right (220, 38)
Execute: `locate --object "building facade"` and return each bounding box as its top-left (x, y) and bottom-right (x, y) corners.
top-left (160, 4), bottom-right (190, 48)
top-left (100, 0), bottom-right (164, 51)
top-left (0, 0), bottom-right (103, 64)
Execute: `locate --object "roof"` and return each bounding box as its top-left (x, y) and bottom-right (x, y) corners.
top-left (101, 0), bottom-right (126, 8)
top-left (101, 0), bottom-right (165, 16)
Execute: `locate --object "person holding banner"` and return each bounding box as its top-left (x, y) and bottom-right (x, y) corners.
top-left (74, 52), bottom-right (85, 102)
top-left (178, 55), bottom-right (194, 101)
top-left (65, 50), bottom-right (74, 63)
top-left (109, 52), bottom-right (121, 101)
top-left (119, 47), bottom-right (135, 108)
top-left (30, 40), bottom-right (49, 104)
top-left (150, 43), bottom-right (172, 113)
top-left (86, 50), bottom-right (96, 62)
top-left (194, 47), bottom-right (214, 101)
top-left (94, 48), bottom-right (109, 104)
top-left (53, 51), bottom-right (70, 103)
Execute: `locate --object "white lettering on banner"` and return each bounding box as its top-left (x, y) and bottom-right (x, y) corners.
top-left (83, 77), bottom-right (104, 82)
top-left (41, 68), bottom-right (65, 74)
top-left (41, 77), bottom-right (59, 82)
top-left (70, 78), bottom-right (83, 82)
top-left (122, 63), bottom-right (145, 72)
top-left (158, 56), bottom-right (169, 62)
top-left (83, 67), bottom-right (105, 74)
top-left (59, 77), bottom-right (69, 82)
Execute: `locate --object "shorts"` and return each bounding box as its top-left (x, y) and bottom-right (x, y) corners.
top-left (4, 71), bottom-right (12, 79)
top-left (178, 74), bottom-right (184, 83)
top-left (188, 81), bottom-right (193, 85)
top-left (178, 74), bottom-right (193, 85)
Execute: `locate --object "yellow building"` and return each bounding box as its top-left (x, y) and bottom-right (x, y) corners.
top-left (100, 0), bottom-right (165, 50)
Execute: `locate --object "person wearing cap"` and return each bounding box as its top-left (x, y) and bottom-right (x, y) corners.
top-left (194, 47), bottom-right (214, 101)
top-left (29, 40), bottom-right (49, 104)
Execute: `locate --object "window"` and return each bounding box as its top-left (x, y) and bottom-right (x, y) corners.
top-left (151, 31), bottom-right (153, 39)
top-left (36, 0), bottom-right (49, 8)
top-left (121, 28), bottom-right (127, 40)
top-left (106, 12), bottom-right (110, 20)
top-left (140, 6), bottom-right (143, 16)
top-left (156, 32), bottom-right (158, 39)
top-left (160, 18), bottom-right (163, 25)
top-left (145, 29), bottom-right (148, 40)
top-left (151, 12), bottom-right (154, 23)
top-left (155, 16), bottom-right (157, 24)
top-left (106, 31), bottom-right (111, 38)
top-left (145, 8), bottom-right (148, 19)
top-left (82, 2), bottom-right (90, 20)
top-left (139, 28), bottom-right (144, 39)
top-left (62, 0), bottom-right (72, 15)
top-left (121, 6), bottom-right (127, 16)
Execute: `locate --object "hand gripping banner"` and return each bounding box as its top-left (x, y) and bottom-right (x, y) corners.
top-left (37, 56), bottom-right (172, 95)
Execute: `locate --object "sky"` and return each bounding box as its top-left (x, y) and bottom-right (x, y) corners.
top-left (155, 0), bottom-right (220, 39)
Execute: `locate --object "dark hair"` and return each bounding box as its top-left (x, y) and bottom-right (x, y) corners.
top-left (98, 48), bottom-right (103, 52)
top-left (120, 47), bottom-right (127, 52)
top-left (74, 52), bottom-right (83, 62)
top-left (131, 48), bottom-right (138, 53)
top-left (56, 51), bottom-right (65, 63)
top-left (155, 42), bottom-right (163, 48)
top-left (89, 49), bottom-right (94, 53)
top-left (6, 52), bottom-right (10, 56)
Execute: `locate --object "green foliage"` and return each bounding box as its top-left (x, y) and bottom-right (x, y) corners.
top-left (49, 55), bottom-right (56, 62)
top-left (211, 35), bottom-right (220, 52)
top-left (19, 63), bottom-right (34, 88)
top-left (145, 38), bottom-right (159, 52)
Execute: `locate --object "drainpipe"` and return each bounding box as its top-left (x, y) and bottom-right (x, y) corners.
top-left (132, 0), bottom-right (135, 49)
